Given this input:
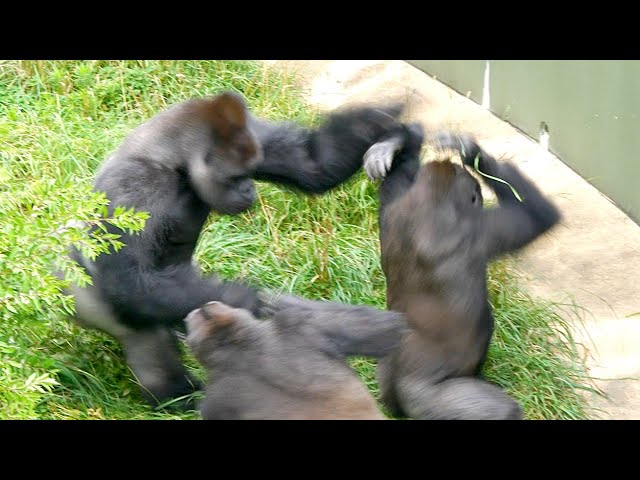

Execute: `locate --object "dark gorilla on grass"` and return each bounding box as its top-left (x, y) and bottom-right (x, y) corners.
top-left (363, 125), bottom-right (561, 420)
top-left (184, 297), bottom-right (409, 420)
top-left (67, 91), bottom-right (408, 408)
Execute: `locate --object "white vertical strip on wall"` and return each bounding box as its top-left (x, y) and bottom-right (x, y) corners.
top-left (481, 60), bottom-right (491, 110)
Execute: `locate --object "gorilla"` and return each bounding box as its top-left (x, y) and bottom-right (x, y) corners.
top-left (67, 91), bottom-right (407, 407)
top-left (363, 126), bottom-right (561, 419)
top-left (185, 297), bottom-right (408, 420)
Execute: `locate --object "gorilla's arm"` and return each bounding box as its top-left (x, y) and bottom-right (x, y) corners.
top-left (250, 104), bottom-right (406, 194)
top-left (436, 132), bottom-right (561, 258)
top-left (268, 294), bottom-right (409, 358)
top-left (363, 122), bottom-right (425, 228)
top-left (93, 256), bottom-right (261, 330)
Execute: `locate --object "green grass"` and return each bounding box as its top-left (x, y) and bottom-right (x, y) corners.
top-left (0, 60), bottom-right (595, 419)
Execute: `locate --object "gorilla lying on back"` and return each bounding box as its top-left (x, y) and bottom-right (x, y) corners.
top-left (364, 125), bottom-right (561, 420)
top-left (184, 296), bottom-right (408, 420)
top-left (68, 91), bottom-right (406, 407)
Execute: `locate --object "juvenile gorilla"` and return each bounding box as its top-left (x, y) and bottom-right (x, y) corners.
top-left (68, 91), bottom-right (406, 407)
top-left (184, 297), bottom-right (408, 420)
top-left (364, 126), bottom-right (561, 420)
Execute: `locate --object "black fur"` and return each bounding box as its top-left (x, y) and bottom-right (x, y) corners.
top-left (364, 127), bottom-right (561, 420)
top-left (185, 296), bottom-right (409, 420)
top-left (68, 91), bottom-right (406, 407)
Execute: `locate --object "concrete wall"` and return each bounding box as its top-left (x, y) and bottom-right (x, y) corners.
top-left (408, 60), bottom-right (640, 224)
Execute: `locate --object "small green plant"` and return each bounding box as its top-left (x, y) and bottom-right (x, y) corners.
top-left (0, 166), bottom-right (148, 419)
top-left (473, 153), bottom-right (523, 202)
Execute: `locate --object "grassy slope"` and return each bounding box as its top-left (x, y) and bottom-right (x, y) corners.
top-left (0, 60), bottom-right (594, 419)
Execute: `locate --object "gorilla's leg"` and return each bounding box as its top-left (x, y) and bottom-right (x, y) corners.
top-left (398, 376), bottom-right (523, 420)
top-left (121, 327), bottom-right (202, 409)
top-left (376, 356), bottom-right (406, 418)
top-left (71, 282), bottom-right (201, 409)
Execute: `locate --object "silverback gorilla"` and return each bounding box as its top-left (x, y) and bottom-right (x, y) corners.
top-left (68, 91), bottom-right (406, 408)
top-left (184, 297), bottom-right (408, 420)
top-left (364, 126), bottom-right (561, 420)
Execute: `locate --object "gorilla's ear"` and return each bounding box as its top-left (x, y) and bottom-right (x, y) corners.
top-left (201, 92), bottom-right (248, 139)
top-left (200, 301), bottom-right (237, 329)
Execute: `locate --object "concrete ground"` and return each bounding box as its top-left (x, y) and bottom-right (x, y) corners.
top-left (264, 60), bottom-right (640, 419)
